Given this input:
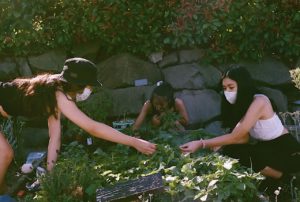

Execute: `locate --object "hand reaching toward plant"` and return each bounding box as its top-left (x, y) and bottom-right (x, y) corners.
top-left (132, 138), bottom-right (156, 155)
top-left (180, 140), bottom-right (204, 153)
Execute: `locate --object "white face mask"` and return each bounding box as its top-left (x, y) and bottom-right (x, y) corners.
top-left (76, 88), bottom-right (92, 102)
top-left (224, 91), bottom-right (237, 104)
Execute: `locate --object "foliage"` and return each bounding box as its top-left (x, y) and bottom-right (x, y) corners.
top-left (159, 111), bottom-right (181, 131)
top-left (165, 0), bottom-right (300, 64)
top-left (38, 143), bottom-right (98, 202)
top-left (0, 0), bottom-right (299, 65)
top-left (290, 67), bottom-right (300, 90)
top-left (27, 129), bottom-right (263, 202)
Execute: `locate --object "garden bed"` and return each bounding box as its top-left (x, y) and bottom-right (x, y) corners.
top-left (4, 123), bottom-right (300, 202)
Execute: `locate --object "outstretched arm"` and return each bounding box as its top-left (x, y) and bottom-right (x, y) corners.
top-left (132, 100), bottom-right (151, 130)
top-left (56, 91), bottom-right (156, 155)
top-left (47, 113), bottom-right (61, 171)
top-left (180, 97), bottom-right (266, 153)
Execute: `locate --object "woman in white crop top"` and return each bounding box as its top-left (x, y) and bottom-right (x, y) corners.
top-left (180, 65), bottom-right (300, 185)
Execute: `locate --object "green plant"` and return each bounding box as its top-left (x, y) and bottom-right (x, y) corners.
top-left (165, 0), bottom-right (300, 64)
top-left (25, 129), bottom-right (264, 202)
top-left (0, 0), bottom-right (299, 65)
top-left (38, 142), bottom-right (101, 202)
top-left (160, 111), bottom-right (181, 131)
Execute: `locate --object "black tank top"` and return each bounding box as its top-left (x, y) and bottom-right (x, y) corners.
top-left (0, 81), bottom-right (25, 116)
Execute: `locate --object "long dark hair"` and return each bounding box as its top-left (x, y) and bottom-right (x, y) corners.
top-left (12, 74), bottom-right (84, 118)
top-left (221, 65), bottom-right (259, 129)
top-left (150, 82), bottom-right (175, 113)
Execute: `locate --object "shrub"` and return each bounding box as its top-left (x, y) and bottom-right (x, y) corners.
top-left (0, 0), bottom-right (299, 65)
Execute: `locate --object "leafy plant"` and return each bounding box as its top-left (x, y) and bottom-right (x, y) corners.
top-left (37, 141), bottom-right (101, 201)
top-left (26, 129), bottom-right (264, 202)
top-left (0, 0), bottom-right (299, 65)
top-left (160, 111), bottom-right (181, 131)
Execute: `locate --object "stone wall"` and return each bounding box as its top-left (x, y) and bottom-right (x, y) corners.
top-left (1, 47), bottom-right (299, 148)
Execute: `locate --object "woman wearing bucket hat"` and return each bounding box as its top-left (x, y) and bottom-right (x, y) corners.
top-left (0, 57), bottom-right (156, 194)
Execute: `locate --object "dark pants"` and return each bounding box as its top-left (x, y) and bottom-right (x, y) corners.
top-left (221, 134), bottom-right (300, 173)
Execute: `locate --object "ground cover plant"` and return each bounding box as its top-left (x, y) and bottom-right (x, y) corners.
top-left (1, 97), bottom-right (299, 202)
top-left (16, 126), bottom-right (265, 202)
top-left (2, 110), bottom-right (299, 202)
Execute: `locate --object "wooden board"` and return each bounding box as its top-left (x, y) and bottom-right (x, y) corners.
top-left (96, 173), bottom-right (163, 202)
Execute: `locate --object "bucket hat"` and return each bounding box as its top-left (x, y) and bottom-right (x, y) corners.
top-left (60, 57), bottom-right (102, 86)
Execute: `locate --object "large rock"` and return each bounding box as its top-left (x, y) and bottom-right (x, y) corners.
top-left (78, 89), bottom-right (113, 122)
top-left (178, 48), bottom-right (204, 64)
top-left (107, 86), bottom-right (155, 117)
top-left (16, 57), bottom-right (33, 77)
top-left (158, 52), bottom-right (178, 68)
top-left (0, 58), bottom-right (19, 81)
top-left (28, 50), bottom-right (66, 73)
top-left (97, 53), bottom-right (162, 89)
top-left (243, 57), bottom-right (291, 86)
top-left (163, 63), bottom-right (221, 90)
top-left (175, 89), bottom-right (221, 126)
top-left (158, 49), bottom-right (205, 69)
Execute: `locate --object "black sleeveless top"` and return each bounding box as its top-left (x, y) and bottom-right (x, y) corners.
top-left (0, 81), bottom-right (25, 116)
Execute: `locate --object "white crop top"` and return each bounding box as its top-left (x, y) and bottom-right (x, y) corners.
top-left (249, 94), bottom-right (284, 141)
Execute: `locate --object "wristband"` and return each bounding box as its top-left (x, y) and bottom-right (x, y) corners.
top-left (200, 138), bottom-right (206, 149)
top-left (202, 139), bottom-right (206, 149)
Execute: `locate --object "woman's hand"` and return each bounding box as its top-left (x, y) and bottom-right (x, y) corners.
top-left (132, 138), bottom-right (156, 155)
top-left (180, 140), bottom-right (203, 153)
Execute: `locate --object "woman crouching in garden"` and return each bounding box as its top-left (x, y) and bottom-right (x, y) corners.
top-left (133, 82), bottom-right (189, 131)
top-left (0, 57), bottom-right (156, 194)
top-left (180, 65), bottom-right (300, 192)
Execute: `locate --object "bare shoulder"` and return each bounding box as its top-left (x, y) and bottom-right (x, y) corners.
top-left (252, 95), bottom-right (269, 107)
top-left (55, 90), bottom-right (65, 98)
top-left (56, 90), bottom-right (71, 101)
top-left (248, 95), bottom-right (271, 116)
top-left (55, 91), bottom-right (74, 107)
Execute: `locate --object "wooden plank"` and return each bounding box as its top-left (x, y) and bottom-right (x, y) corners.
top-left (96, 173), bottom-right (163, 202)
